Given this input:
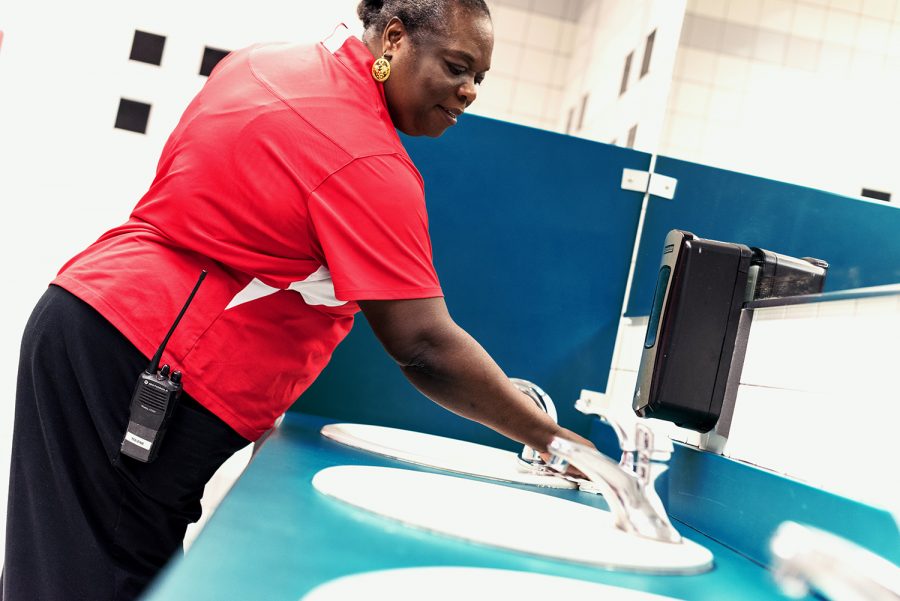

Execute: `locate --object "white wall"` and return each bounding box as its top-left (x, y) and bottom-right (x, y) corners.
top-left (559, 0), bottom-right (686, 151)
top-left (477, 0), bottom-right (689, 151)
top-left (470, 0), bottom-right (584, 130)
top-left (661, 0), bottom-right (900, 202)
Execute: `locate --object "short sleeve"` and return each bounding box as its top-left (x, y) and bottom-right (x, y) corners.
top-left (307, 154), bottom-right (443, 301)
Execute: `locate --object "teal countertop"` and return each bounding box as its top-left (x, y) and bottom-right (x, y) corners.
top-left (143, 412), bottom-right (803, 601)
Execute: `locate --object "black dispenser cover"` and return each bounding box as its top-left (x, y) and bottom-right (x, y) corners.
top-left (632, 230), bottom-right (826, 432)
top-left (632, 230), bottom-right (751, 431)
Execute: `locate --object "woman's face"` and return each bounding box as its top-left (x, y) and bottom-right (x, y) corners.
top-left (379, 10), bottom-right (493, 137)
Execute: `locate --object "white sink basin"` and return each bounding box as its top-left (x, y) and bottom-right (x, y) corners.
top-left (320, 423), bottom-right (575, 489)
top-left (312, 465), bottom-right (713, 575)
top-left (301, 567), bottom-right (687, 600)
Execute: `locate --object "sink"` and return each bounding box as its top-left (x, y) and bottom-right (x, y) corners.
top-left (312, 465), bottom-right (714, 574)
top-left (320, 423), bottom-right (575, 489)
top-left (301, 567), bottom-right (687, 600)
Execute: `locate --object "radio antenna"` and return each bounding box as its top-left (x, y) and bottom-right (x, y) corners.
top-left (146, 270), bottom-right (207, 374)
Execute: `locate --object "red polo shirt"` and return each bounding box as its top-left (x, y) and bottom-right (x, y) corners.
top-left (53, 25), bottom-right (442, 441)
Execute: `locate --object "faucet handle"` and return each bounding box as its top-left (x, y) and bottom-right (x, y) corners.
top-left (598, 415), bottom-right (674, 474)
top-left (635, 422), bottom-right (674, 461)
top-left (634, 423), bottom-right (674, 487)
top-left (575, 391), bottom-right (673, 460)
top-left (575, 392), bottom-right (632, 452)
top-left (600, 413), bottom-right (635, 453)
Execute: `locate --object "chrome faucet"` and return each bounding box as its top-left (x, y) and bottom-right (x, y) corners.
top-left (510, 378), bottom-right (557, 474)
top-left (546, 423), bottom-right (682, 544)
top-left (770, 521), bottom-right (900, 601)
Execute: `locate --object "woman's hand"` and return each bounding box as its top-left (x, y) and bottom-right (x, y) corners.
top-left (539, 426), bottom-right (594, 479)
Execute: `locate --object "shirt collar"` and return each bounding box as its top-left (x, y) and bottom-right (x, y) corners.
top-left (322, 24), bottom-right (389, 113)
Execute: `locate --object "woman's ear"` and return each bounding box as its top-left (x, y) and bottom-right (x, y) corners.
top-left (381, 17), bottom-right (407, 55)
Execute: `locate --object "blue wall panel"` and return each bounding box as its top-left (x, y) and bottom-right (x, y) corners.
top-left (627, 156), bottom-right (900, 316)
top-left (668, 442), bottom-right (900, 567)
top-left (295, 115), bottom-right (649, 446)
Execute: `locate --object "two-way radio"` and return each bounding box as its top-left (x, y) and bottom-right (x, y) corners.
top-left (120, 270), bottom-right (207, 463)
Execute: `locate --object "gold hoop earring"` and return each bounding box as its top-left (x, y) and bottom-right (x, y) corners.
top-left (371, 53), bottom-right (391, 82)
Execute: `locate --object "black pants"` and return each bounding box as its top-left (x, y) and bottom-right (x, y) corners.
top-left (3, 286), bottom-right (250, 600)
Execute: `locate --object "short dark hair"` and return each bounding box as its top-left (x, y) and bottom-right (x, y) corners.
top-left (357, 0), bottom-right (491, 41)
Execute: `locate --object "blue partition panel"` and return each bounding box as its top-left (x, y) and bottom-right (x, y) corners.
top-left (626, 156), bottom-right (900, 316)
top-left (667, 443), bottom-right (900, 567)
top-left (295, 115), bottom-right (650, 446)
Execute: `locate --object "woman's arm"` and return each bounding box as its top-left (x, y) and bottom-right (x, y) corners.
top-left (358, 297), bottom-right (592, 453)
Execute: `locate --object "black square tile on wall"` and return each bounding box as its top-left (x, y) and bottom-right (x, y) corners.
top-left (200, 46), bottom-right (230, 77)
top-left (115, 98), bottom-right (151, 134)
top-left (130, 30), bottom-right (166, 65)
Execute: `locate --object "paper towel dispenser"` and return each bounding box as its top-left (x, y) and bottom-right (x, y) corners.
top-left (632, 230), bottom-right (828, 433)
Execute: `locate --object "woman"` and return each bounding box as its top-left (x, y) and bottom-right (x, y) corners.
top-left (3, 1), bottom-right (590, 599)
